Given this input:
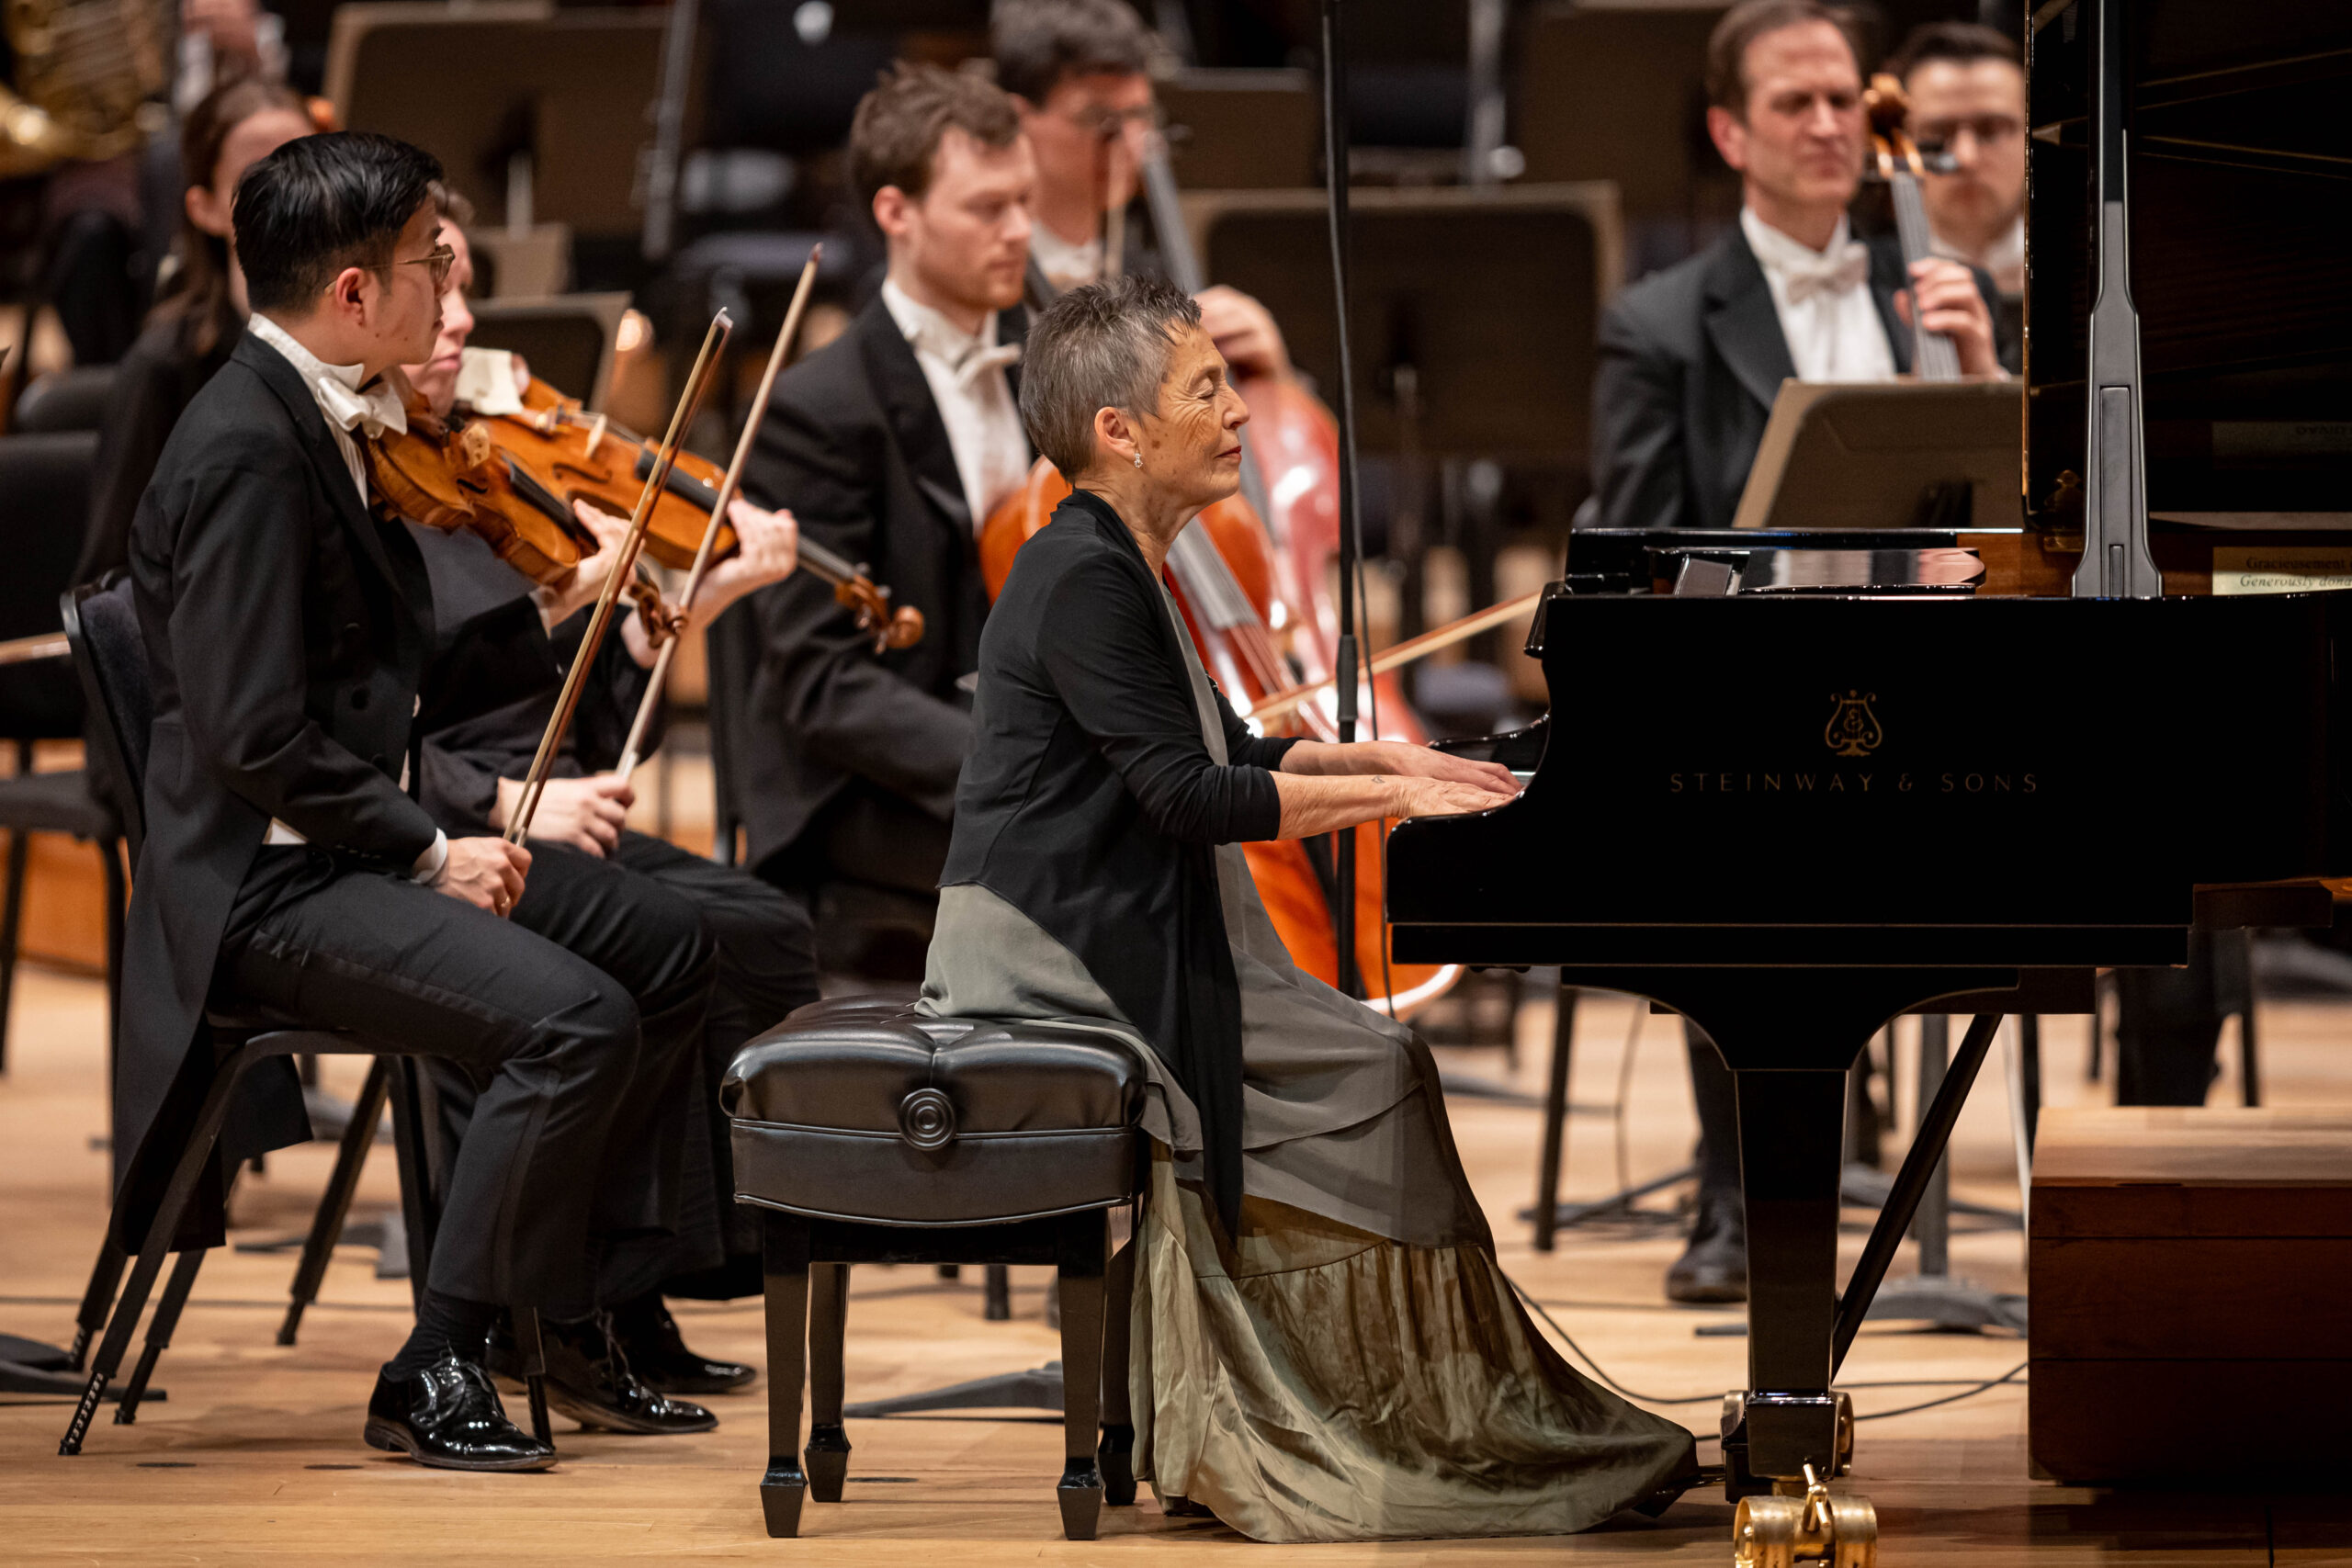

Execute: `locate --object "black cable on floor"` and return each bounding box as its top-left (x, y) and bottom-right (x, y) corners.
top-left (1505, 1275), bottom-right (2031, 1417)
top-left (1851, 1360), bottom-right (2029, 1420)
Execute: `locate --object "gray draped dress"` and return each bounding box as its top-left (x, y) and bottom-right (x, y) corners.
top-left (920, 581), bottom-right (1693, 1542)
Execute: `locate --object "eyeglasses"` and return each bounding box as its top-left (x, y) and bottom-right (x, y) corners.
top-left (1058, 102), bottom-right (1161, 141)
top-left (1915, 114), bottom-right (2024, 152)
top-left (385, 243), bottom-right (458, 293)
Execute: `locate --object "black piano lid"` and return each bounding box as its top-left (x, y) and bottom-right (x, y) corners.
top-left (2026, 4), bottom-right (2352, 529)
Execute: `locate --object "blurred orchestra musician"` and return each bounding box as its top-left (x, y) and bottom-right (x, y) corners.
top-left (992, 0), bottom-right (1290, 379)
top-left (398, 213), bottom-right (820, 1412)
top-left (81, 74), bottom-right (317, 582)
top-left (1888, 20), bottom-right (2025, 351)
top-left (1587, 0), bottom-right (2001, 1304)
top-left (731, 65), bottom-right (1035, 973)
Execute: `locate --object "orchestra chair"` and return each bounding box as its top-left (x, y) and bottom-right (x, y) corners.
top-left (52, 578), bottom-right (553, 1457)
top-left (0, 432), bottom-right (124, 1080)
top-left (724, 998), bottom-right (1147, 1541)
top-left (8, 367), bottom-right (118, 434)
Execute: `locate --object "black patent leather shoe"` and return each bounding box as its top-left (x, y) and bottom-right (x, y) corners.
top-left (612, 1297), bottom-right (755, 1396)
top-left (364, 1356), bottom-right (558, 1472)
top-left (1665, 1194), bottom-right (1747, 1304)
top-left (537, 1314), bottom-right (718, 1435)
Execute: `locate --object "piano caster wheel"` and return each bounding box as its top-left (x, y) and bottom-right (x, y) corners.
top-left (1733, 1466), bottom-right (1876, 1568)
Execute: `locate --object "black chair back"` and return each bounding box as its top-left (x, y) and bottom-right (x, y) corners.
top-left (0, 431), bottom-right (98, 739)
top-left (12, 367), bottom-right (119, 434)
top-left (62, 577), bottom-right (151, 859)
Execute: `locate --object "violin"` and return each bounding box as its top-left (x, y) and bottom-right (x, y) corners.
top-left (464, 370), bottom-right (923, 653)
top-left (366, 354), bottom-right (921, 655)
top-left (977, 141), bottom-right (1458, 1019)
top-left (1864, 72), bottom-right (1962, 382)
top-left (363, 367), bottom-right (600, 583)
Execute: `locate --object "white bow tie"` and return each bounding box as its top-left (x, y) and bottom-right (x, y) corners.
top-left (947, 341), bottom-right (1023, 390)
top-left (317, 374), bottom-right (409, 440)
top-left (1781, 243), bottom-right (1871, 304)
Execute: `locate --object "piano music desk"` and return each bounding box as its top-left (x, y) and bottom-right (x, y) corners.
top-left (2030, 1106), bottom-right (2352, 1486)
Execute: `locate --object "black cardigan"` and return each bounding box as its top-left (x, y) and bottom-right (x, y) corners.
top-left (940, 488), bottom-right (1297, 1231)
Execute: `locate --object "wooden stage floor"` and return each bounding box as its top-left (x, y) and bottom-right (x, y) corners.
top-left (6, 961), bottom-right (2350, 1563)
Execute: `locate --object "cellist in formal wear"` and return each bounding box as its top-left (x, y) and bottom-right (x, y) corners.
top-left (992, 0), bottom-right (1290, 378)
top-left (119, 131), bottom-right (718, 1472)
top-left (1588, 0), bottom-right (2002, 1304)
top-left (732, 65), bottom-right (1036, 966)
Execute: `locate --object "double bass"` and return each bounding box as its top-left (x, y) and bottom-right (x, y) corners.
top-left (978, 141), bottom-right (1457, 1017)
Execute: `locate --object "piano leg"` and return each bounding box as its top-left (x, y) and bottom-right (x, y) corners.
top-left (1723, 1066), bottom-right (1849, 1495)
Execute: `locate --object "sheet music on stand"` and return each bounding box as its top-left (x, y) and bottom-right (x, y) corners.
top-left (1731, 378), bottom-right (2024, 535)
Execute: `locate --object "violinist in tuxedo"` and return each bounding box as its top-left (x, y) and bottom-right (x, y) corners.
top-left (993, 0), bottom-right (1289, 378)
top-left (1587, 0), bottom-right (2000, 1304)
top-left (119, 131), bottom-right (705, 1472)
top-left (399, 217), bottom-right (816, 1415)
top-left (733, 64), bottom-right (1035, 965)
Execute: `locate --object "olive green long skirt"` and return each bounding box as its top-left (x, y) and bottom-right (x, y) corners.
top-left (919, 878), bottom-right (1694, 1542)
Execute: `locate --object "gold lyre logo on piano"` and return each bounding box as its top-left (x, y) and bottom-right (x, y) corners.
top-left (1824, 690), bottom-right (1883, 757)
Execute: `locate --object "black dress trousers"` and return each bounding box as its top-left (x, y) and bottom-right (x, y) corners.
top-left (427, 830), bottom-right (813, 1301)
top-left (220, 848), bottom-right (714, 1318)
top-left (609, 829), bottom-right (820, 1280)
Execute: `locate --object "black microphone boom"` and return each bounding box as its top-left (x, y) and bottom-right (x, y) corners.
top-left (1319, 0), bottom-right (1368, 998)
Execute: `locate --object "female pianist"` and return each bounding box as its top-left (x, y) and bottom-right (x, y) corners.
top-left (916, 273), bottom-right (1697, 1541)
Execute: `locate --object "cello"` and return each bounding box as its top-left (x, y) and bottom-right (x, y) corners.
top-left (1864, 73), bottom-right (1962, 381)
top-left (977, 141), bottom-right (1457, 1017)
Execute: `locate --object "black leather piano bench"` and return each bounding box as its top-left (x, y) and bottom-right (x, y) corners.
top-left (723, 998), bottom-right (1148, 1542)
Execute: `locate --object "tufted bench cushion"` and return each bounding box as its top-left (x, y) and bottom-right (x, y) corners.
top-left (724, 998), bottom-right (1148, 1227)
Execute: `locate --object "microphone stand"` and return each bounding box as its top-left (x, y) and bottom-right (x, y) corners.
top-left (1320, 0), bottom-right (1367, 998)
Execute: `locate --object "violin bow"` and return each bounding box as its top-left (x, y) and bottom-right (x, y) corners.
top-left (613, 246), bottom-right (823, 782)
top-left (506, 310), bottom-right (731, 843)
top-left (1244, 589), bottom-right (1542, 727)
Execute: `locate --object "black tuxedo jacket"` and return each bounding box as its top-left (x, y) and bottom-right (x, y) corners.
top-left (117, 332), bottom-right (548, 1245)
top-left (731, 292), bottom-right (1028, 876)
top-left (1590, 227), bottom-right (1994, 533)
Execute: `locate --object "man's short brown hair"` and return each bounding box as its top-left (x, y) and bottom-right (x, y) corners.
top-left (992, 0), bottom-right (1155, 105)
top-left (849, 62), bottom-right (1023, 208)
top-left (1886, 20), bottom-right (2018, 84)
top-left (1704, 0), bottom-right (1867, 118)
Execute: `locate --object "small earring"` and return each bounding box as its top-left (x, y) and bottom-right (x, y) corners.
top-left (1133, 452), bottom-right (1144, 468)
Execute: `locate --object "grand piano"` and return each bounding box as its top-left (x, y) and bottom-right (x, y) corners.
top-left (1386, 2), bottom-right (2352, 1559)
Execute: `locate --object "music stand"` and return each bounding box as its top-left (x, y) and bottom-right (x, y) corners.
top-left (323, 4), bottom-right (672, 239)
top-left (1515, 3), bottom-right (1734, 224)
top-left (1198, 183), bottom-right (1621, 462)
top-left (1157, 69), bottom-right (1319, 190)
top-left (1732, 378), bottom-right (2026, 532)
top-left (469, 293), bottom-right (631, 412)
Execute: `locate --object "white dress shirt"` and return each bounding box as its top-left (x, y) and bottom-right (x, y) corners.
top-left (247, 312), bottom-right (408, 503)
top-left (245, 314), bottom-right (445, 883)
top-left (1030, 223), bottom-right (1105, 295)
top-left (1740, 209), bottom-right (1897, 383)
top-left (879, 277), bottom-right (1031, 526)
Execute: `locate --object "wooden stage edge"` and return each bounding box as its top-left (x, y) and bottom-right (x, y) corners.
top-left (7, 968), bottom-right (2352, 1561)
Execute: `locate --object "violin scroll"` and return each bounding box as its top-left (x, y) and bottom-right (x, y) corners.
top-left (839, 584), bottom-right (924, 654)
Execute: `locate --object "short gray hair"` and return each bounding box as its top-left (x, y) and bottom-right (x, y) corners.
top-left (1020, 274), bottom-right (1202, 479)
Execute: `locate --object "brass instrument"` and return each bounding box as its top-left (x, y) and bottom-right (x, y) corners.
top-left (2, 0), bottom-right (172, 178)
